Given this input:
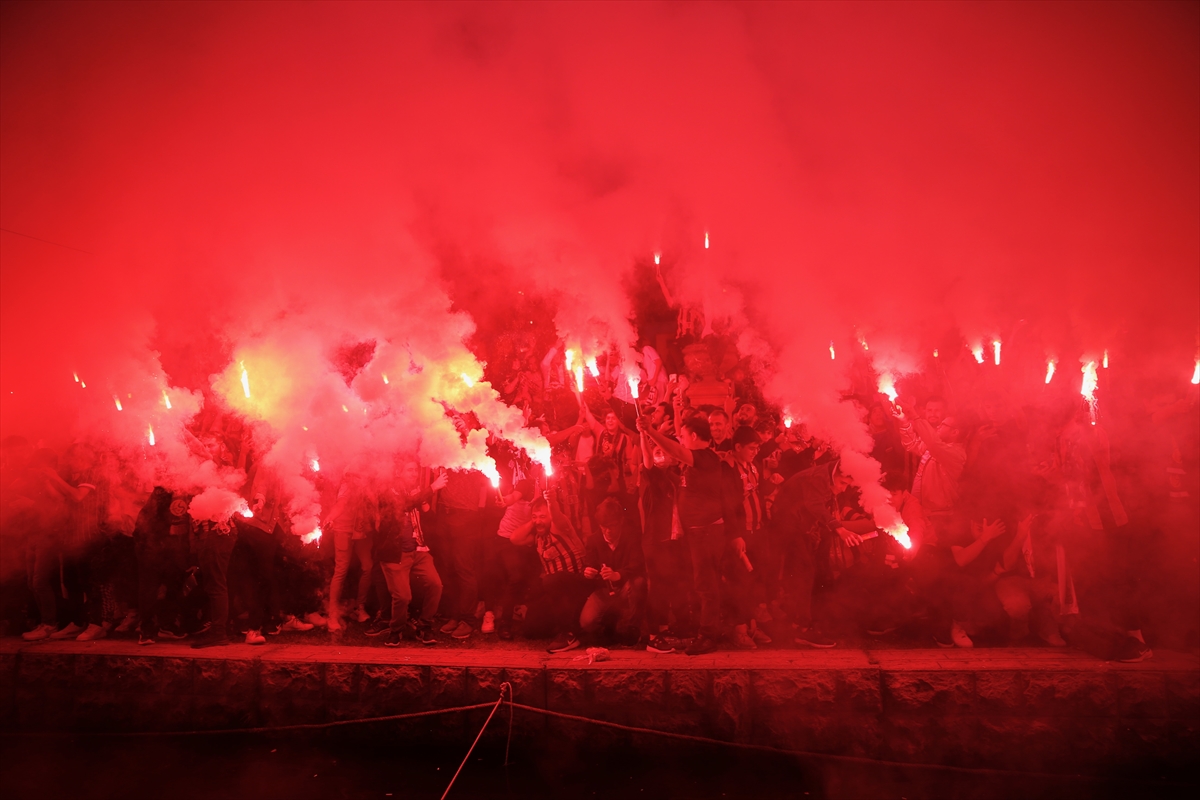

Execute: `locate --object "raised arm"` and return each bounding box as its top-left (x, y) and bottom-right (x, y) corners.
top-left (637, 415), bottom-right (693, 466)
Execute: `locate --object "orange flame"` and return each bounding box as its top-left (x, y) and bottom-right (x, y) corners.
top-left (783, 416), bottom-right (793, 429)
top-left (829, 341), bottom-right (835, 360)
top-left (628, 375), bottom-right (639, 399)
top-left (1102, 350), bottom-right (1109, 369)
top-left (1081, 360), bottom-right (1099, 424)
top-left (933, 349), bottom-right (939, 358)
top-left (162, 390), bottom-right (172, 410)
top-left (653, 252), bottom-right (661, 265)
top-left (73, 372), bottom-right (79, 383)
top-left (146, 424), bottom-right (155, 446)
top-left (113, 396), bottom-right (123, 411)
top-left (574, 365), bottom-right (585, 393)
top-left (1045, 359), bottom-right (1057, 384)
top-left (382, 374), bottom-right (389, 384)
top-left (704, 231), bottom-right (709, 249)
top-left (565, 349), bottom-right (575, 371)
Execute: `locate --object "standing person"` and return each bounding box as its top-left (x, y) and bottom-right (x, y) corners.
top-left (637, 412), bottom-right (742, 655)
top-left (324, 468), bottom-right (375, 634)
top-left (190, 512), bottom-right (239, 649)
top-left (132, 489), bottom-right (190, 645)
top-left (510, 490), bottom-right (591, 653)
top-left (726, 425), bottom-right (772, 648)
top-left (896, 399), bottom-right (967, 537)
top-left (708, 410), bottom-right (734, 454)
top-left (375, 462), bottom-right (446, 646)
top-left (435, 453), bottom-right (489, 639)
top-left (638, 434), bottom-right (691, 654)
top-left (580, 498), bottom-right (646, 644)
top-left (485, 477), bottom-right (538, 640)
top-left (17, 449), bottom-right (71, 641)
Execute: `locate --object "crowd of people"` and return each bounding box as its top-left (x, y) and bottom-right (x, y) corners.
top-left (2, 278), bottom-right (1197, 660)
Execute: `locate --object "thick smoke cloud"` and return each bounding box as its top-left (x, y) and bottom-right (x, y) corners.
top-left (2, 1), bottom-right (1197, 532)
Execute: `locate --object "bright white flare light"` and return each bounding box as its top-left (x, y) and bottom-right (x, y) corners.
top-left (240, 362), bottom-right (251, 398)
top-left (113, 396), bottom-right (123, 411)
top-left (933, 349), bottom-right (939, 358)
top-left (704, 231), bottom-right (709, 249)
top-left (829, 341), bottom-right (836, 360)
top-left (1045, 359), bottom-right (1057, 384)
top-left (653, 253), bottom-right (661, 265)
top-left (1102, 350), bottom-right (1109, 369)
top-left (877, 374), bottom-right (898, 403)
top-left (241, 508), bottom-right (254, 519)
top-left (783, 416), bottom-right (793, 429)
top-left (310, 458), bottom-right (320, 472)
top-left (301, 527), bottom-right (322, 545)
top-left (574, 365), bottom-right (585, 393)
top-left (461, 373), bottom-right (475, 387)
top-left (147, 425), bottom-right (155, 446)
top-left (971, 345), bottom-right (985, 364)
top-left (162, 390), bottom-right (171, 410)
top-left (886, 522), bottom-right (913, 550)
top-left (1081, 361), bottom-right (1099, 425)
top-left (993, 340), bottom-right (1001, 366)
top-left (382, 374), bottom-right (389, 384)
top-left (628, 376), bottom-right (639, 399)
top-left (586, 357), bottom-right (599, 377)
top-left (73, 372), bottom-right (79, 383)
top-left (1191, 359), bottom-right (1199, 385)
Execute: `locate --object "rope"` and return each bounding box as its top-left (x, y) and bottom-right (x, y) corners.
top-left (0, 702), bottom-right (497, 738)
top-left (440, 682), bottom-right (511, 800)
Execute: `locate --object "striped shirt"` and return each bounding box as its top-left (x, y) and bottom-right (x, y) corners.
top-left (536, 529), bottom-right (584, 576)
top-left (735, 459), bottom-right (763, 533)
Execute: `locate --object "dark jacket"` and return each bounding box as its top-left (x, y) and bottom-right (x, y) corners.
top-left (376, 486), bottom-right (433, 563)
top-left (583, 529), bottom-right (645, 586)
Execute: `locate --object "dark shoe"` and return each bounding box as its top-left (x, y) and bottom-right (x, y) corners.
top-left (865, 623), bottom-right (896, 636)
top-left (157, 627), bottom-right (188, 640)
top-left (415, 627), bottom-right (437, 646)
top-left (439, 618), bottom-right (460, 635)
top-left (137, 633), bottom-right (155, 646)
top-left (685, 635), bottom-right (717, 656)
top-left (794, 628), bottom-right (837, 649)
top-left (190, 632), bottom-right (231, 649)
top-left (547, 632), bottom-right (580, 654)
top-left (646, 635), bottom-right (675, 654)
top-left (364, 619), bottom-right (390, 637)
top-left (384, 630), bottom-right (403, 647)
top-left (1116, 639), bottom-right (1153, 663)
top-left (451, 621), bottom-right (473, 640)
top-left (933, 631), bottom-right (955, 648)
top-left (496, 620), bottom-right (513, 641)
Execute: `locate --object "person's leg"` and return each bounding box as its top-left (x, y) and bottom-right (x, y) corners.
top-left (687, 526), bottom-right (723, 639)
top-left (60, 551), bottom-right (87, 628)
top-left (327, 529), bottom-right (353, 626)
top-left (136, 547), bottom-right (162, 636)
top-left (790, 534), bottom-right (818, 630)
top-left (381, 557), bottom-right (413, 633)
top-left (454, 513), bottom-right (482, 624)
top-left (437, 514), bottom-right (466, 621)
top-left (411, 552), bottom-right (443, 627)
top-left (994, 575), bottom-right (1033, 643)
top-left (352, 537), bottom-right (374, 613)
top-left (579, 589), bottom-right (611, 634)
top-left (643, 537), bottom-right (670, 632)
top-left (614, 576), bottom-right (647, 640)
top-left (197, 533), bottom-right (236, 638)
top-left (30, 536), bottom-right (58, 628)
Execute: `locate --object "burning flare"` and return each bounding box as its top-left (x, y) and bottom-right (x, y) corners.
top-left (704, 231), bottom-right (709, 249)
top-left (461, 373), bottom-right (475, 387)
top-left (240, 362), bottom-right (251, 398)
top-left (1081, 360), bottom-right (1099, 425)
top-left (1191, 359), bottom-right (1199, 385)
top-left (829, 341), bottom-right (836, 360)
top-left (382, 374), bottom-right (389, 384)
top-left (113, 396), bottom-right (123, 412)
top-left (585, 357), bottom-right (599, 378)
top-left (573, 365), bottom-right (585, 393)
top-left (146, 424), bottom-right (155, 446)
top-left (241, 508), bottom-right (254, 519)
top-left (971, 344), bottom-right (985, 364)
top-left (993, 340), bottom-right (1001, 366)
top-left (653, 252), bottom-right (661, 265)
top-left (162, 390), bottom-right (172, 410)
top-left (783, 416), bottom-right (793, 429)
top-left (886, 522), bottom-right (913, 550)
top-left (310, 458), bottom-right (320, 472)
top-left (1045, 358), bottom-right (1057, 384)
top-left (877, 373), bottom-right (898, 403)
top-left (1102, 350), bottom-right (1109, 369)
top-left (627, 375), bottom-right (639, 399)
top-left (933, 349), bottom-right (939, 358)
top-left (301, 527), bottom-right (322, 545)
top-left (73, 372), bottom-right (79, 383)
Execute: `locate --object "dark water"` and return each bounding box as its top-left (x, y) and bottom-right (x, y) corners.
top-left (1, 726), bottom-right (1193, 800)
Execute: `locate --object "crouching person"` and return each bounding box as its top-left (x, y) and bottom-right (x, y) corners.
top-left (511, 489), bottom-right (591, 654)
top-left (580, 498), bottom-right (646, 645)
top-left (375, 461), bottom-right (447, 646)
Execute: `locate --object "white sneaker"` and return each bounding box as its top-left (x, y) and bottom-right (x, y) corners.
top-left (21, 624), bottom-right (55, 641)
top-left (303, 612), bottom-right (328, 627)
top-left (114, 612), bottom-right (139, 633)
top-left (48, 622), bottom-right (84, 640)
top-left (245, 629), bottom-right (266, 645)
top-left (76, 623), bottom-right (108, 642)
top-left (481, 611), bottom-right (496, 634)
top-left (281, 616), bottom-right (315, 632)
top-left (950, 621), bottom-right (974, 648)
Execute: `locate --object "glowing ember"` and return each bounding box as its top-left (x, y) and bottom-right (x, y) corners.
top-left (240, 361), bottom-right (251, 398)
top-left (573, 364), bottom-right (584, 392)
top-left (886, 522), bottom-right (913, 550)
top-left (382, 374), bottom-right (389, 384)
top-left (971, 345), bottom-right (985, 364)
top-left (461, 373), bottom-right (475, 387)
top-left (1045, 358), bottom-right (1057, 384)
top-left (301, 527), bottom-right (322, 545)
top-left (829, 341), bottom-right (835, 360)
top-left (993, 340), bottom-right (1001, 366)
top-left (877, 373), bottom-right (898, 403)
top-left (858, 335), bottom-right (869, 351)
top-left (1102, 350), bottom-right (1109, 369)
top-left (586, 357), bottom-right (599, 377)
top-left (162, 390), bottom-right (171, 409)
top-left (1081, 360), bottom-right (1099, 424)
top-left (1192, 359), bottom-right (1199, 385)
top-left (113, 396), bottom-right (123, 411)
top-left (146, 424), bottom-right (155, 446)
